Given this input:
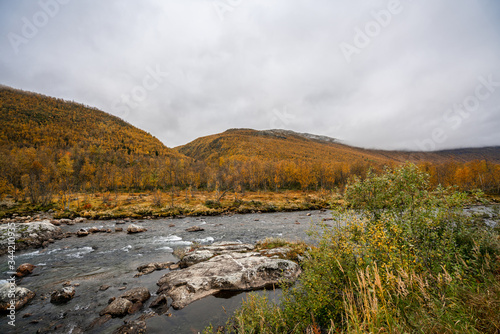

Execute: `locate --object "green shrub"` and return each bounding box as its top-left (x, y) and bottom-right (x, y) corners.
top-left (209, 164), bottom-right (500, 333)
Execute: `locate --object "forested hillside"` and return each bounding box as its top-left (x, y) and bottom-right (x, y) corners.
top-left (178, 128), bottom-right (500, 193)
top-left (0, 87), bottom-right (187, 203)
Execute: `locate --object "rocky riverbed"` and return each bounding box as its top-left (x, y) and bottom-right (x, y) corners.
top-left (0, 210), bottom-right (332, 333)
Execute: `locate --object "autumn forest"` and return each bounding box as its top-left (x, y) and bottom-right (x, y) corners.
top-left (1, 87), bottom-right (499, 217)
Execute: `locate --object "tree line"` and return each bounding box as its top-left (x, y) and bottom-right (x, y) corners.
top-left (1, 145), bottom-right (499, 205)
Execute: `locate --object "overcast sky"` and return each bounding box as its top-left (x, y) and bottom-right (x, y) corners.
top-left (1, 0), bottom-right (500, 151)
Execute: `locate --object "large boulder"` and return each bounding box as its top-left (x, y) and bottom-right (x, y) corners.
top-left (99, 298), bottom-right (133, 317)
top-left (179, 250), bottom-right (214, 268)
top-left (0, 283), bottom-right (35, 312)
top-left (0, 221), bottom-right (63, 255)
top-left (178, 242), bottom-right (255, 268)
top-left (157, 250), bottom-right (301, 310)
top-left (119, 287), bottom-right (150, 304)
top-left (99, 287), bottom-right (151, 317)
top-left (127, 224), bottom-right (147, 234)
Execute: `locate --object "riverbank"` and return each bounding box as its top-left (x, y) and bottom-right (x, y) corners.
top-left (0, 190), bottom-right (339, 220)
top-left (2, 189), bottom-right (498, 221)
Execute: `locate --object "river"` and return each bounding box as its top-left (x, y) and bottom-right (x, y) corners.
top-left (0, 209), bottom-right (333, 334)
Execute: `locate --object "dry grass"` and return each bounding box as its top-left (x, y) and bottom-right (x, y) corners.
top-left (32, 189), bottom-right (336, 219)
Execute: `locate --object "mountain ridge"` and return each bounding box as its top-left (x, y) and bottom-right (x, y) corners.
top-left (176, 128), bottom-right (500, 165)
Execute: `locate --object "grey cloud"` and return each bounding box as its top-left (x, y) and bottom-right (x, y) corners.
top-left (1, 0), bottom-right (499, 150)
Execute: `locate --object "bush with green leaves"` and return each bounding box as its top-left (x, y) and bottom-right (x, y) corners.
top-left (206, 164), bottom-right (500, 333)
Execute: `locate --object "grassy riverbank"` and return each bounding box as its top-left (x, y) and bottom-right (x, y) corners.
top-left (0, 190), bottom-right (338, 219)
top-left (206, 164), bottom-right (500, 333)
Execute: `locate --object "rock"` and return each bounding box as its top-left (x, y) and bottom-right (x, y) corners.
top-left (119, 287), bottom-right (150, 304)
top-left (306, 213), bottom-right (312, 216)
top-left (185, 226), bottom-right (204, 232)
top-left (135, 262), bottom-right (173, 277)
top-left (157, 249), bottom-right (301, 310)
top-left (169, 263), bottom-right (179, 270)
top-left (113, 320), bottom-right (147, 334)
top-left (115, 227), bottom-right (123, 232)
top-left (116, 221), bottom-right (126, 225)
top-left (149, 294), bottom-right (168, 308)
top-left (118, 287), bottom-right (126, 291)
top-left (260, 247), bottom-right (292, 258)
top-left (74, 217), bottom-right (87, 223)
top-left (0, 284), bottom-right (35, 312)
top-left (76, 229), bottom-right (89, 237)
top-left (106, 229), bottom-right (112, 233)
top-left (202, 242), bottom-right (255, 253)
top-left (127, 224), bottom-right (147, 234)
top-left (179, 250), bottom-right (214, 268)
top-left (0, 221), bottom-right (63, 255)
top-left (16, 263), bottom-right (36, 278)
top-left (51, 220), bottom-right (61, 226)
top-left (99, 298), bottom-right (133, 317)
top-left (99, 285), bottom-right (111, 291)
top-left (88, 227), bottom-right (100, 233)
top-left (50, 287), bottom-right (75, 304)
top-left (127, 302), bottom-right (143, 314)
top-left (177, 242), bottom-right (254, 269)
top-left (60, 219), bottom-right (74, 225)
top-left (168, 224), bottom-right (175, 227)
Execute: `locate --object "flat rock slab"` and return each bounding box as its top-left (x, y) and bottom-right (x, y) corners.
top-left (157, 251), bottom-right (301, 310)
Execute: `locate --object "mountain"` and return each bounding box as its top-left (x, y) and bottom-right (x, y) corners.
top-left (177, 128), bottom-right (391, 165)
top-left (0, 86), bottom-right (182, 158)
top-left (176, 128), bottom-right (500, 165)
top-left (0, 86), bottom-right (186, 199)
top-left (1, 86), bottom-right (498, 199)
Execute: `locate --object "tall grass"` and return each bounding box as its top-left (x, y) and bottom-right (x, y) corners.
top-left (206, 164), bottom-right (500, 333)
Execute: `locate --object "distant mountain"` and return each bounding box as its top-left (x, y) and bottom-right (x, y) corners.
top-left (175, 128), bottom-right (388, 164)
top-left (176, 128), bottom-right (500, 164)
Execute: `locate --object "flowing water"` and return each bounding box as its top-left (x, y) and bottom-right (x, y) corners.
top-left (0, 210), bottom-right (333, 334)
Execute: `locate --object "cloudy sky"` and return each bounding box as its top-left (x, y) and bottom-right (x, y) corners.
top-left (1, 0), bottom-right (500, 151)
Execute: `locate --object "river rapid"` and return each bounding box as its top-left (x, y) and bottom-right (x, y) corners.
top-left (0, 210), bottom-right (333, 334)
